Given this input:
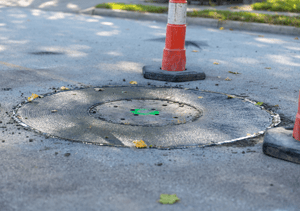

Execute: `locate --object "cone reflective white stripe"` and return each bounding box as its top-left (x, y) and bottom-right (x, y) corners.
top-left (168, 3), bottom-right (187, 24)
top-left (162, 0), bottom-right (187, 72)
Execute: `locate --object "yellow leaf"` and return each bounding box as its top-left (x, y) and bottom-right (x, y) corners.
top-left (213, 62), bottom-right (219, 65)
top-left (60, 86), bottom-right (69, 90)
top-left (226, 94), bottom-right (235, 99)
top-left (192, 50), bottom-right (198, 52)
top-left (295, 37), bottom-right (299, 40)
top-left (219, 27), bottom-right (224, 30)
top-left (28, 93), bottom-right (39, 102)
top-left (225, 77), bottom-right (232, 81)
top-left (133, 140), bottom-right (147, 148)
top-left (129, 81), bottom-right (138, 85)
top-left (258, 35), bottom-right (264, 37)
top-left (265, 67), bottom-right (271, 69)
top-left (198, 96), bottom-right (203, 99)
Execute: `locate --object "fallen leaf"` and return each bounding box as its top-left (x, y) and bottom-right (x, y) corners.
top-left (295, 37), bottom-right (299, 40)
top-left (229, 28), bottom-right (233, 31)
top-left (274, 104), bottom-right (279, 107)
top-left (226, 94), bottom-right (235, 99)
top-left (219, 27), bottom-right (224, 30)
top-left (228, 71), bottom-right (240, 74)
top-left (265, 67), bottom-right (271, 69)
top-left (213, 62), bottom-right (219, 65)
top-left (255, 102), bottom-right (263, 106)
top-left (60, 86), bottom-right (69, 90)
top-left (133, 140), bottom-right (147, 148)
top-left (129, 81), bottom-right (138, 85)
top-left (192, 50), bottom-right (198, 52)
top-left (28, 93), bottom-right (39, 102)
top-left (247, 133), bottom-right (251, 136)
top-left (198, 96), bottom-right (203, 99)
top-left (159, 194), bottom-right (180, 204)
top-left (225, 77), bottom-right (232, 81)
top-left (258, 35), bottom-right (264, 37)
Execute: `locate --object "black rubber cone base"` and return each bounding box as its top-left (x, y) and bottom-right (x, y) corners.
top-left (143, 65), bottom-right (205, 82)
top-left (263, 126), bottom-right (300, 164)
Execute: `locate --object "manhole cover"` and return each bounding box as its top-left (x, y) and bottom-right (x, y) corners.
top-left (89, 99), bottom-right (202, 126)
top-left (13, 86), bottom-right (277, 148)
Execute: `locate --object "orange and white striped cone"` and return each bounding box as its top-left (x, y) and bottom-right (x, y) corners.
top-left (142, 0), bottom-right (205, 82)
top-left (293, 91), bottom-right (300, 141)
top-left (161, 0), bottom-right (187, 72)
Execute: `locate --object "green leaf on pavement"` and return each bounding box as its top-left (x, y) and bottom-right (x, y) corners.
top-left (255, 102), bottom-right (263, 106)
top-left (159, 194), bottom-right (180, 204)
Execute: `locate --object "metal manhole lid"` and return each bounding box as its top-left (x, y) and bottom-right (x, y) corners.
top-left (13, 86), bottom-right (278, 148)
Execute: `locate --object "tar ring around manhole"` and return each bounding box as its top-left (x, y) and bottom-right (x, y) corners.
top-left (89, 99), bottom-right (202, 126)
top-left (13, 86), bottom-right (277, 148)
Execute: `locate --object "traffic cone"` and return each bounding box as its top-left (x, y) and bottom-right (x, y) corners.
top-left (293, 91), bottom-right (300, 141)
top-left (161, 0), bottom-right (187, 72)
top-left (142, 0), bottom-right (205, 82)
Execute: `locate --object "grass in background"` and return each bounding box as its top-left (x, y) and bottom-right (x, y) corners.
top-left (187, 9), bottom-right (300, 27)
top-left (94, 2), bottom-right (300, 28)
top-left (95, 2), bottom-right (168, 13)
top-left (251, 0), bottom-right (300, 13)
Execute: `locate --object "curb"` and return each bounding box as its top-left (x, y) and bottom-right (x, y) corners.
top-left (81, 7), bottom-right (300, 36)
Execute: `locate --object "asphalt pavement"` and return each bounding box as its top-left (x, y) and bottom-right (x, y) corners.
top-left (0, 1), bottom-right (300, 211)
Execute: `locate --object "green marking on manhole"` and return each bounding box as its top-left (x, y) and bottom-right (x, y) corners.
top-left (130, 108), bottom-right (159, 116)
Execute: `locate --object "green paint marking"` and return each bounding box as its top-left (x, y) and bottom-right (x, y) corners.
top-left (130, 108), bottom-right (159, 116)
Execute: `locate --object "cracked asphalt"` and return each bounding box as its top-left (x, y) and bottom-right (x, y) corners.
top-left (0, 3), bottom-right (300, 211)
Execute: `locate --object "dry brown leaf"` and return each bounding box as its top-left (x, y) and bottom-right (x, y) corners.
top-left (265, 67), bottom-right (271, 69)
top-left (129, 81), bottom-right (138, 85)
top-left (228, 71), bottom-right (240, 74)
top-left (258, 35), bottom-right (264, 37)
top-left (295, 37), bottom-right (299, 40)
top-left (225, 77), bottom-right (232, 81)
top-left (229, 28), bottom-right (233, 31)
top-left (28, 93), bottom-right (39, 102)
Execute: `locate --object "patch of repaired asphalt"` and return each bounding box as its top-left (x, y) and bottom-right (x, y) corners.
top-left (30, 51), bottom-right (64, 55)
top-left (11, 86), bottom-right (279, 149)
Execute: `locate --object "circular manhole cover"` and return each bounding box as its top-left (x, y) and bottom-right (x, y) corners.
top-left (13, 86), bottom-right (276, 148)
top-left (89, 99), bottom-right (202, 126)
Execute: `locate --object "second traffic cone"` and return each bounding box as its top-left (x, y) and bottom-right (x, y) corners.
top-left (161, 0), bottom-right (187, 72)
top-left (293, 91), bottom-right (300, 141)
